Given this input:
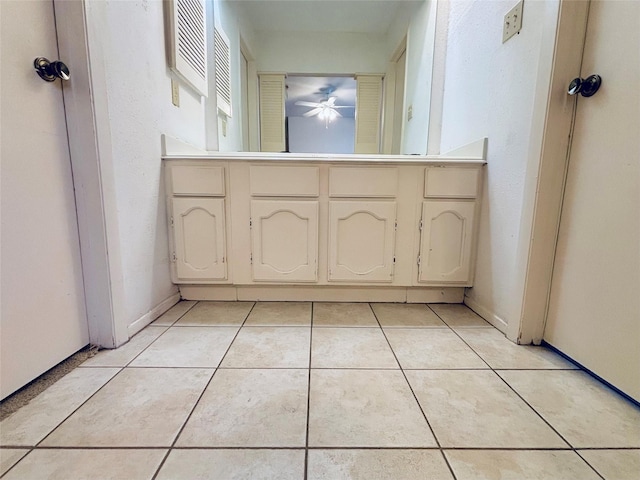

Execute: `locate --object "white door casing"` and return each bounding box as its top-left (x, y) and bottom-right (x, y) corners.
top-left (172, 198), bottom-right (227, 281)
top-left (1, 0), bottom-right (89, 399)
top-left (328, 201), bottom-right (397, 282)
top-left (250, 200), bottom-right (319, 282)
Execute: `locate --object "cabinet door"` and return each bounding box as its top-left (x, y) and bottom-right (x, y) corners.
top-left (419, 201), bottom-right (475, 283)
top-left (251, 200), bottom-right (318, 282)
top-left (172, 198), bottom-right (227, 281)
top-left (329, 201), bottom-right (397, 282)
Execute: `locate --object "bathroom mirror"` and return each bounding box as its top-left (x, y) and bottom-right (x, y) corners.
top-left (213, 0), bottom-right (434, 155)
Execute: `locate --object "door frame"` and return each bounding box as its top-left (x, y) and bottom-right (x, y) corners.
top-left (54, 0), bottom-right (123, 347)
top-left (382, 37), bottom-right (407, 154)
top-left (507, 0), bottom-right (590, 344)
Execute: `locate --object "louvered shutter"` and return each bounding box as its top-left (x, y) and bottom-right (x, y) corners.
top-left (259, 74), bottom-right (286, 152)
top-left (214, 26), bottom-right (232, 117)
top-left (166, 0), bottom-right (208, 96)
top-left (354, 74), bottom-right (383, 154)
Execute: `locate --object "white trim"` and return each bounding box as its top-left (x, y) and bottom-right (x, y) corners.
top-left (247, 60), bottom-right (260, 151)
top-left (55, 0), bottom-right (119, 348)
top-left (426, 0), bottom-right (450, 155)
top-left (463, 294), bottom-right (508, 334)
top-left (82, 0), bottom-right (130, 347)
top-left (127, 293), bottom-right (181, 337)
top-left (509, 0), bottom-right (588, 344)
top-left (179, 285), bottom-right (465, 303)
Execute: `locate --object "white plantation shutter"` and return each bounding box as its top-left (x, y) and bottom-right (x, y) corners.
top-left (214, 26), bottom-right (232, 117)
top-left (355, 74), bottom-right (383, 154)
top-left (166, 0), bottom-right (208, 96)
top-left (259, 74), bottom-right (286, 152)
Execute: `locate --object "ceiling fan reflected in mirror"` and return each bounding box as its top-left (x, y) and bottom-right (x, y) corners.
top-left (295, 96), bottom-right (354, 128)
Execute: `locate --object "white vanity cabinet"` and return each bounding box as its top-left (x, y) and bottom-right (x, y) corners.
top-left (163, 146), bottom-right (485, 301)
top-left (165, 164), bottom-right (229, 284)
top-left (250, 200), bottom-right (319, 282)
top-left (171, 197), bottom-right (227, 281)
top-left (327, 167), bottom-right (398, 283)
top-left (328, 201), bottom-right (397, 282)
top-left (248, 165), bottom-right (320, 283)
top-left (418, 166), bottom-right (482, 285)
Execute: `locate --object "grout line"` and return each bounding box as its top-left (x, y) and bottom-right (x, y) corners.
top-left (1, 301), bottom-right (205, 475)
top-left (150, 301), bottom-right (257, 480)
top-left (304, 302), bottom-right (313, 480)
top-left (30, 367), bottom-right (125, 447)
top-left (572, 450), bottom-right (607, 480)
top-left (5, 445), bottom-right (637, 452)
top-left (369, 303), bottom-right (460, 480)
top-left (429, 308), bottom-right (579, 455)
top-left (120, 302), bottom-right (204, 369)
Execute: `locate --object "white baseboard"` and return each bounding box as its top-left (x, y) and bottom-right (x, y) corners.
top-left (127, 293), bottom-right (181, 337)
top-left (463, 294), bottom-right (508, 333)
top-left (178, 285), bottom-right (465, 303)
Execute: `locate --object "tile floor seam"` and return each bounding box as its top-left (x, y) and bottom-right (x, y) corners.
top-left (121, 308), bottom-right (191, 369)
top-left (13, 445), bottom-right (637, 451)
top-left (166, 300), bottom-right (198, 327)
top-left (575, 450), bottom-right (608, 480)
top-left (150, 301), bottom-right (257, 480)
top-left (427, 308), bottom-right (492, 368)
top-left (367, 304), bottom-right (454, 456)
top-left (492, 371), bottom-right (576, 449)
top-left (370, 303), bottom-right (460, 480)
top-left (0, 446), bottom-right (35, 479)
top-left (304, 302), bottom-right (314, 480)
top-left (430, 307), bottom-right (582, 452)
top-left (29, 367), bottom-right (125, 450)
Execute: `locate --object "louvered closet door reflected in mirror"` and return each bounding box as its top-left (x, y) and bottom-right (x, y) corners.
top-left (258, 73), bottom-right (383, 154)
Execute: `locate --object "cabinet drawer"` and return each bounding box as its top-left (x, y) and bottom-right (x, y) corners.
top-left (329, 167), bottom-right (398, 197)
top-left (424, 167), bottom-right (479, 198)
top-left (171, 166), bottom-right (225, 196)
top-left (250, 166), bottom-right (319, 197)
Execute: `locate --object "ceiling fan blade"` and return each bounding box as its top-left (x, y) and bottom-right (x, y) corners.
top-left (303, 107), bottom-right (323, 117)
top-left (327, 97), bottom-right (337, 106)
top-left (295, 101), bottom-right (322, 108)
top-left (334, 110), bottom-right (343, 118)
top-left (332, 105), bottom-right (354, 109)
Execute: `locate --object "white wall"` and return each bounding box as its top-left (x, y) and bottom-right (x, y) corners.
top-left (438, 0), bottom-right (559, 330)
top-left (85, 0), bottom-right (209, 342)
top-left (254, 31), bottom-right (388, 74)
top-left (288, 117), bottom-right (355, 154)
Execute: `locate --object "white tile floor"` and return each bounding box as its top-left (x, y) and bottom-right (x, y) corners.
top-left (1, 301), bottom-right (639, 479)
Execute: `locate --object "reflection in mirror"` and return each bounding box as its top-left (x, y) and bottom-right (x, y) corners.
top-left (214, 0), bottom-right (433, 155)
top-left (286, 75), bottom-right (356, 154)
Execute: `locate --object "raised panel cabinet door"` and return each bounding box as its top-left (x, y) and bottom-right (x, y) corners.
top-left (419, 201), bottom-right (475, 283)
top-left (172, 198), bottom-right (227, 281)
top-left (328, 201), bottom-right (397, 282)
top-left (251, 200), bottom-right (319, 282)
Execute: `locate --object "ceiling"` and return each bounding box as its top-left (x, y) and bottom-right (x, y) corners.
top-left (229, 0), bottom-right (423, 34)
top-left (286, 75), bottom-right (356, 118)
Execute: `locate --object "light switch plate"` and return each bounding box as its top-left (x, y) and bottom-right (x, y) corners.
top-left (503, 0), bottom-right (523, 43)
